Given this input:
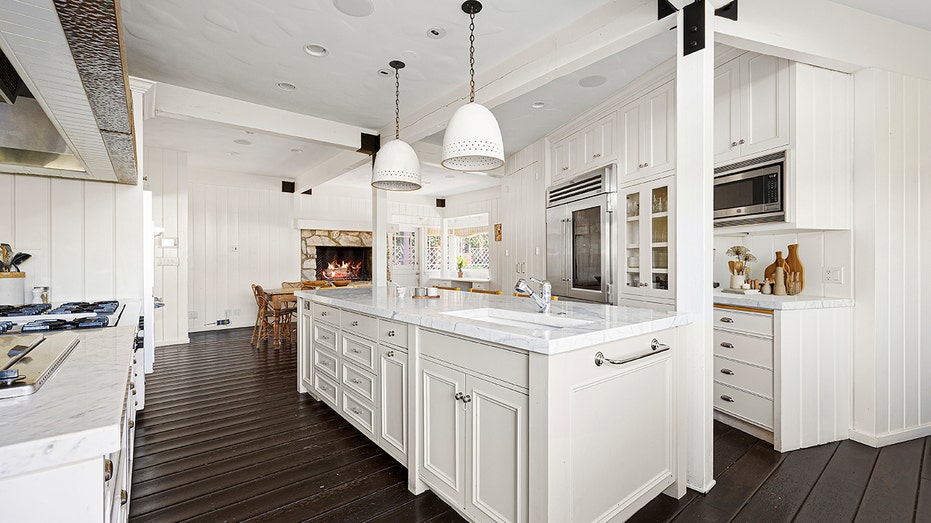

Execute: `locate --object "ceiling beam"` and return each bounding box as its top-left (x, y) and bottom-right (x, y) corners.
top-left (714, 0), bottom-right (931, 80)
top-left (151, 82), bottom-right (378, 151)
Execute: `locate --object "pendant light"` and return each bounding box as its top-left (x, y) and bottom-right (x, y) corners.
top-left (441, 0), bottom-right (504, 171)
top-left (372, 60), bottom-right (422, 191)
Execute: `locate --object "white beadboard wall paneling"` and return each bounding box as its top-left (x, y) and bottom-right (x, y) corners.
top-left (713, 231), bottom-right (852, 298)
top-left (444, 187), bottom-right (503, 290)
top-left (113, 183), bottom-right (144, 299)
top-left (146, 147), bottom-right (189, 345)
top-left (83, 183), bottom-right (116, 301)
top-left (50, 179), bottom-right (84, 300)
top-left (852, 69), bottom-right (931, 446)
top-left (12, 176), bottom-right (50, 303)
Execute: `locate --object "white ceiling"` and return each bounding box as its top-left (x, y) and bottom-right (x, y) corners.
top-left (122, 0), bottom-right (931, 195)
top-left (830, 0), bottom-right (931, 32)
top-left (142, 116), bottom-right (342, 176)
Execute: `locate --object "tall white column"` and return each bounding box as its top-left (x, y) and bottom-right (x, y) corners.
top-left (372, 186), bottom-right (388, 287)
top-left (675, 1), bottom-right (716, 493)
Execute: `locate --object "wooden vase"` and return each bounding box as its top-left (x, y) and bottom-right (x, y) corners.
top-left (764, 251), bottom-right (786, 283)
top-left (785, 244), bottom-right (804, 293)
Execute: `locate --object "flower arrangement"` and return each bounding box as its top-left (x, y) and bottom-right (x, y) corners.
top-left (456, 255), bottom-right (465, 277)
top-left (725, 245), bottom-right (757, 277)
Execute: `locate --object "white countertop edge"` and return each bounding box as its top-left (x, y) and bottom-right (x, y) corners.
top-left (713, 291), bottom-right (854, 310)
top-left (297, 290), bottom-right (692, 355)
top-left (0, 426), bottom-right (117, 478)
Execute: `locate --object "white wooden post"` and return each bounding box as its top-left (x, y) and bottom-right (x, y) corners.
top-left (675, 1), bottom-right (716, 493)
top-left (372, 185), bottom-right (389, 287)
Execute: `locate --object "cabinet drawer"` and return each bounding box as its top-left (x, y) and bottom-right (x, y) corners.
top-left (314, 324), bottom-right (337, 352)
top-left (378, 319), bottom-right (408, 349)
top-left (713, 307), bottom-right (773, 337)
top-left (313, 303), bottom-right (341, 326)
top-left (341, 390), bottom-right (376, 439)
top-left (342, 361), bottom-right (376, 403)
top-left (342, 310), bottom-right (378, 340)
top-left (314, 347), bottom-right (338, 380)
top-left (713, 329), bottom-right (773, 369)
top-left (314, 373), bottom-right (339, 407)
top-left (714, 381), bottom-right (773, 430)
top-left (714, 356), bottom-right (773, 399)
top-left (342, 333), bottom-right (377, 373)
top-left (420, 329), bottom-right (528, 389)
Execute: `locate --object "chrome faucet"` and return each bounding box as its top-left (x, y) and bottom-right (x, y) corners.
top-left (515, 277), bottom-right (552, 313)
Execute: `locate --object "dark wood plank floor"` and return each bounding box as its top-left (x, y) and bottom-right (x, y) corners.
top-left (129, 327), bottom-right (465, 522)
top-left (630, 421), bottom-right (931, 523)
top-left (132, 327), bottom-right (931, 523)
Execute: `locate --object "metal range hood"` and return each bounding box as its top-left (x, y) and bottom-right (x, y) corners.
top-left (0, 0), bottom-right (137, 184)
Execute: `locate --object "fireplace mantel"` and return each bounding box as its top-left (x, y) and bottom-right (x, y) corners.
top-left (301, 229), bottom-right (373, 281)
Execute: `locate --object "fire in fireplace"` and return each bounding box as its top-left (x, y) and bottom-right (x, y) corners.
top-left (315, 246), bottom-right (372, 281)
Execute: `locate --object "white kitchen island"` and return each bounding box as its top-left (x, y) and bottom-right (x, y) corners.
top-left (296, 288), bottom-right (691, 523)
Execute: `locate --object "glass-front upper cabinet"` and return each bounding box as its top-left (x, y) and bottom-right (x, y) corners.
top-left (622, 175), bottom-right (675, 303)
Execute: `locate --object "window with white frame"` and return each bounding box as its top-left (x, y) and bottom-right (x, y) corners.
top-left (425, 228), bottom-right (443, 271)
top-left (444, 213), bottom-right (490, 277)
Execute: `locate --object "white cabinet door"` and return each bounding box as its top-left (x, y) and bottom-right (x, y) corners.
top-left (713, 58), bottom-right (742, 163)
top-left (552, 139), bottom-right (571, 180)
top-left (619, 101), bottom-right (642, 179)
top-left (639, 81), bottom-right (675, 178)
top-left (620, 176), bottom-right (675, 303)
top-left (740, 53), bottom-right (789, 157)
top-left (378, 346), bottom-right (407, 464)
top-left (466, 376), bottom-right (529, 523)
top-left (421, 360), bottom-right (467, 507)
top-left (524, 163), bottom-right (547, 280)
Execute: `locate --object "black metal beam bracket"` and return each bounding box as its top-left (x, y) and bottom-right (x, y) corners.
top-left (682, 0), bottom-right (706, 56)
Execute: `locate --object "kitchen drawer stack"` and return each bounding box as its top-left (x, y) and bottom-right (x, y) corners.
top-left (308, 301), bottom-right (409, 464)
top-left (712, 306), bottom-right (774, 435)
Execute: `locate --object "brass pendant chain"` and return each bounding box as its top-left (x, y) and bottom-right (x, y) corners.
top-left (469, 12), bottom-right (476, 103)
top-left (394, 67), bottom-right (401, 140)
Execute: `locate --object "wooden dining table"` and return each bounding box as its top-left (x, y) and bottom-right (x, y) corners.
top-left (263, 288), bottom-right (298, 345)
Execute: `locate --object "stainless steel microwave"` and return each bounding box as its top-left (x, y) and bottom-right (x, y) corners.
top-left (713, 154), bottom-right (784, 227)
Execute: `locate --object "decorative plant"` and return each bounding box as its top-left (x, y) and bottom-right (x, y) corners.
top-left (725, 245), bottom-right (757, 276)
top-left (0, 243), bottom-right (30, 273)
top-left (456, 256), bottom-right (466, 272)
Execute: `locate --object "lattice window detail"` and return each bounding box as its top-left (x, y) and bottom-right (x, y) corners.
top-left (426, 232), bottom-right (443, 271)
top-left (390, 231), bottom-right (418, 267)
top-left (457, 232), bottom-right (489, 269)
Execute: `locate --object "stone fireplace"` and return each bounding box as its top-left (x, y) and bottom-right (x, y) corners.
top-left (301, 229), bottom-right (373, 281)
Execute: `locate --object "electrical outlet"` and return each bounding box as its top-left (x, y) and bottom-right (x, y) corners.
top-left (822, 266), bottom-right (844, 284)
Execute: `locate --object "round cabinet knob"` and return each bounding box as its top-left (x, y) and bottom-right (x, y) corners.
top-left (386, 350), bottom-right (395, 357)
top-left (351, 407), bottom-right (363, 415)
top-left (320, 311), bottom-right (327, 317)
top-left (387, 330), bottom-right (395, 337)
top-left (638, 163), bottom-right (643, 168)
top-left (562, 166), bottom-right (569, 171)
top-left (643, 162), bottom-right (649, 167)
top-left (739, 138), bottom-right (745, 144)
top-left (351, 321), bottom-right (359, 327)
top-left (731, 141), bottom-right (738, 147)
top-left (462, 394), bottom-right (472, 404)
top-left (454, 392), bottom-right (464, 401)
top-left (321, 335), bottom-right (329, 340)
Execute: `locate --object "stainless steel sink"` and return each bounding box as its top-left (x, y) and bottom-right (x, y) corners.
top-left (442, 308), bottom-right (592, 329)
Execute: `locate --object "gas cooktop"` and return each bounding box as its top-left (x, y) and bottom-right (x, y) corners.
top-left (0, 301), bottom-right (119, 318)
top-left (0, 301), bottom-right (123, 335)
top-left (21, 316), bottom-right (110, 333)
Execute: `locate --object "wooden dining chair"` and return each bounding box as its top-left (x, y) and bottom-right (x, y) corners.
top-left (434, 285), bottom-right (461, 291)
top-left (281, 281), bottom-right (302, 289)
top-left (513, 292), bottom-right (559, 301)
top-left (468, 288), bottom-right (502, 295)
top-left (251, 284), bottom-right (274, 344)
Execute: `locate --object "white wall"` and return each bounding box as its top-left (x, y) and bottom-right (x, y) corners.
top-left (851, 69), bottom-right (931, 446)
top-left (145, 148), bottom-right (189, 344)
top-left (187, 167), bottom-right (299, 333)
top-left (0, 173), bottom-right (143, 304)
top-left (713, 230), bottom-right (852, 298)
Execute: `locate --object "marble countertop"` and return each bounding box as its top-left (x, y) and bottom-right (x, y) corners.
top-left (296, 288), bottom-right (691, 354)
top-left (713, 290), bottom-right (854, 310)
top-left (0, 302), bottom-right (140, 478)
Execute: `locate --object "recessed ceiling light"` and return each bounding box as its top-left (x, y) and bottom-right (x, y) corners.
top-left (531, 101), bottom-right (546, 109)
top-left (233, 139), bottom-right (252, 145)
top-left (377, 68), bottom-right (392, 77)
top-left (303, 43), bottom-right (329, 57)
top-left (578, 75), bottom-right (608, 88)
top-left (427, 27), bottom-right (446, 39)
top-left (290, 148), bottom-right (303, 153)
top-left (333, 0), bottom-right (373, 17)
top-left (276, 81), bottom-right (297, 91)
top-left (228, 152), bottom-right (239, 156)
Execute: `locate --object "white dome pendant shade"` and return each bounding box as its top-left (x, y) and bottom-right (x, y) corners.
top-left (372, 60), bottom-right (422, 191)
top-left (372, 138), bottom-right (421, 191)
top-left (441, 102), bottom-right (504, 171)
top-left (441, 0), bottom-right (505, 172)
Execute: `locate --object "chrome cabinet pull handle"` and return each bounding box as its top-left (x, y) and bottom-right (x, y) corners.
top-left (454, 392), bottom-right (464, 401)
top-left (720, 342), bottom-right (735, 349)
top-left (321, 335), bottom-right (329, 340)
top-left (351, 321), bottom-right (359, 327)
top-left (720, 395), bottom-right (735, 403)
top-left (351, 348), bottom-right (362, 354)
top-left (462, 394), bottom-right (472, 404)
top-left (350, 378), bottom-right (363, 385)
top-left (720, 368), bottom-right (735, 376)
top-left (720, 317), bottom-right (734, 323)
top-left (350, 407), bottom-right (363, 415)
top-left (562, 166), bottom-right (569, 171)
top-left (595, 338), bottom-right (670, 366)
